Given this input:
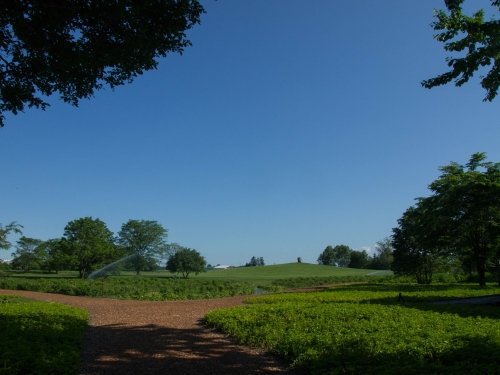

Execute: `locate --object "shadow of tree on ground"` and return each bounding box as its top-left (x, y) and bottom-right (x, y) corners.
top-left (80, 322), bottom-right (302, 375)
top-left (308, 335), bottom-right (500, 375)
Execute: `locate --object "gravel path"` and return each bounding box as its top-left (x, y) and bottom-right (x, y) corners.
top-left (0, 289), bottom-right (298, 375)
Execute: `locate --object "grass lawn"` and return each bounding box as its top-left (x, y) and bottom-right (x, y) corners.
top-left (4, 263), bottom-right (392, 284)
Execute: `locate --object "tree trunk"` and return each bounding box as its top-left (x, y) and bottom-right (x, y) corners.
top-left (477, 253), bottom-right (486, 287)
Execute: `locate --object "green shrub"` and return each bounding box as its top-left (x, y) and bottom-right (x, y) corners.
top-left (0, 277), bottom-right (254, 300)
top-left (205, 284), bottom-right (500, 374)
top-left (0, 295), bottom-right (89, 375)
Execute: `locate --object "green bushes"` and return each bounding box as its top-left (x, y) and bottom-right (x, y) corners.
top-left (0, 295), bottom-right (88, 375)
top-left (0, 277), bottom-right (254, 300)
top-left (269, 275), bottom-right (389, 289)
top-left (204, 284), bottom-right (500, 374)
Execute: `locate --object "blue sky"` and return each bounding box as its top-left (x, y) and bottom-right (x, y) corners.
top-left (1, 1), bottom-right (498, 265)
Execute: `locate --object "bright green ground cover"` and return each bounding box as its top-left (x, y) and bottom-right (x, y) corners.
top-left (0, 295), bottom-right (88, 375)
top-left (204, 284), bottom-right (500, 374)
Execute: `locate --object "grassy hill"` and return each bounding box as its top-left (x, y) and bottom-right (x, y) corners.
top-left (195, 263), bottom-right (392, 284)
top-left (4, 263), bottom-right (393, 285)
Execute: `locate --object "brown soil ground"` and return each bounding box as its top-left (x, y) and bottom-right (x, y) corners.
top-left (0, 289), bottom-right (301, 375)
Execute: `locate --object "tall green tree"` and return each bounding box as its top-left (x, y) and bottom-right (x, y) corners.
top-left (118, 220), bottom-right (168, 275)
top-left (368, 238), bottom-right (394, 270)
top-left (0, 0), bottom-right (204, 127)
top-left (166, 247), bottom-right (206, 279)
top-left (0, 222), bottom-right (23, 250)
top-left (422, 1), bottom-right (500, 101)
top-left (63, 217), bottom-right (115, 278)
top-left (348, 250), bottom-right (370, 269)
top-left (391, 203), bottom-right (446, 284)
top-left (37, 238), bottom-right (68, 273)
top-left (11, 236), bottom-right (42, 272)
top-left (393, 153), bottom-right (500, 286)
top-left (318, 245), bottom-right (352, 267)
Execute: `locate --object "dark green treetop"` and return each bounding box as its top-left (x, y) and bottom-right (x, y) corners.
top-left (166, 247), bottom-right (206, 279)
top-left (392, 152), bottom-right (500, 286)
top-left (422, 0), bottom-right (500, 101)
top-left (0, 0), bottom-right (204, 126)
top-left (63, 216), bottom-right (115, 278)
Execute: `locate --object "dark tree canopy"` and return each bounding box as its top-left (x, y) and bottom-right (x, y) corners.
top-left (318, 245), bottom-right (352, 267)
top-left (166, 247), bottom-right (206, 279)
top-left (0, 0), bottom-right (204, 126)
top-left (348, 249), bottom-right (369, 269)
top-left (392, 152), bottom-right (500, 286)
top-left (62, 216), bottom-right (115, 278)
top-left (10, 236), bottom-right (42, 272)
top-left (245, 256), bottom-right (265, 267)
top-left (422, 0), bottom-right (500, 101)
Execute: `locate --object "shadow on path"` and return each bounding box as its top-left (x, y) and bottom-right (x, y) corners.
top-left (81, 323), bottom-right (295, 375)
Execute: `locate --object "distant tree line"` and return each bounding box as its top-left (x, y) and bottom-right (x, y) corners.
top-left (245, 256), bottom-right (265, 267)
top-left (0, 217), bottom-right (206, 279)
top-left (317, 241), bottom-right (393, 270)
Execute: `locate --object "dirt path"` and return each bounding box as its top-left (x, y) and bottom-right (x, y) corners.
top-left (0, 290), bottom-right (298, 375)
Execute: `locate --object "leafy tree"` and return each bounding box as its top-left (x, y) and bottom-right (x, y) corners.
top-left (10, 236), bottom-right (42, 272)
top-left (245, 256), bottom-right (265, 267)
top-left (393, 153), bottom-right (500, 286)
top-left (392, 204), bottom-right (443, 284)
top-left (318, 246), bottom-right (335, 266)
top-left (63, 217), bottom-right (115, 278)
top-left (37, 238), bottom-right (67, 273)
top-left (422, 1), bottom-right (500, 101)
top-left (0, 222), bottom-right (23, 250)
top-left (318, 245), bottom-right (352, 267)
top-left (368, 238), bottom-right (394, 270)
top-left (118, 220), bottom-right (168, 275)
top-left (166, 247), bottom-right (206, 279)
top-left (348, 250), bottom-right (370, 269)
top-left (0, 0), bottom-right (204, 127)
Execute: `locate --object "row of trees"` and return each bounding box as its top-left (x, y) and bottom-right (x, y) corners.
top-left (1, 217), bottom-right (206, 278)
top-left (317, 240), bottom-right (393, 270)
top-left (391, 153), bottom-right (500, 286)
top-left (245, 256), bottom-right (265, 267)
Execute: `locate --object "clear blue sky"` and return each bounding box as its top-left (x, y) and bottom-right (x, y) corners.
top-left (1, 1), bottom-right (498, 265)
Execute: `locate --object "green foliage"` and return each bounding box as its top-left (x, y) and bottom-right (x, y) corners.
top-left (166, 247), bottom-right (206, 278)
top-left (36, 238), bottom-right (68, 273)
top-left (10, 236), bottom-right (43, 272)
top-left (0, 222), bottom-right (23, 250)
top-left (62, 217), bottom-right (116, 278)
top-left (0, 295), bottom-right (88, 375)
top-left (392, 153), bottom-right (500, 286)
top-left (0, 1), bottom-right (204, 126)
top-left (269, 275), bottom-right (389, 289)
top-left (318, 245), bottom-right (352, 267)
top-left (0, 276), bottom-right (253, 300)
top-left (348, 250), bottom-right (370, 269)
top-left (205, 284), bottom-right (500, 374)
top-left (245, 256), bottom-right (265, 267)
top-left (422, 1), bottom-right (500, 101)
top-left (118, 219), bottom-right (168, 275)
top-left (368, 238), bottom-right (394, 270)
